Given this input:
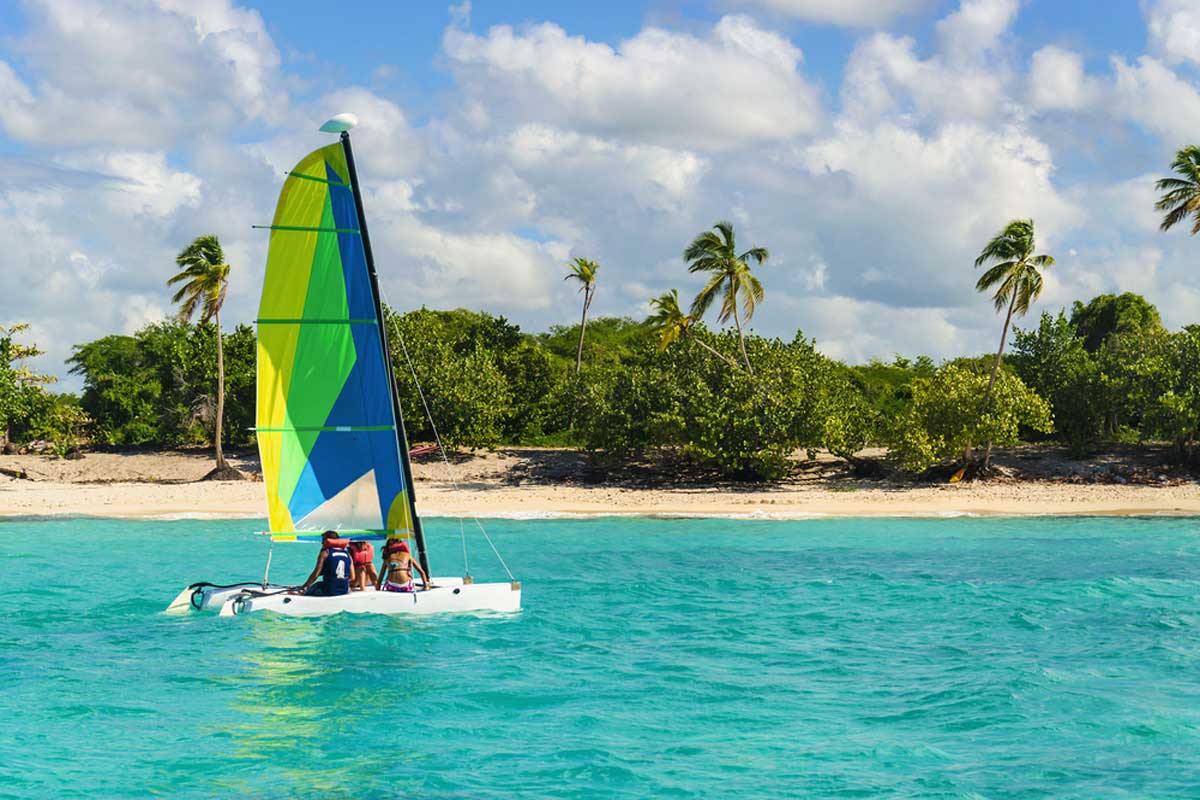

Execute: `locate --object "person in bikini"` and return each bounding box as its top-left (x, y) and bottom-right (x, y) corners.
top-left (376, 540), bottom-right (430, 593)
top-left (349, 540), bottom-right (377, 591)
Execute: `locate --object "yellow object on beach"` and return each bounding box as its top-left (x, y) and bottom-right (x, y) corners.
top-left (949, 466), bottom-right (966, 483)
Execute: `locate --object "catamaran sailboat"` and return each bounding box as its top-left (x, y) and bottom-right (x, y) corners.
top-left (166, 114), bottom-right (520, 617)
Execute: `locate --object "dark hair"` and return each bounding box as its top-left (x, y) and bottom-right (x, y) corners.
top-left (321, 530), bottom-right (338, 539)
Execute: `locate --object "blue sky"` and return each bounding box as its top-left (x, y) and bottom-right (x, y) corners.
top-left (2, 0), bottom-right (1200, 389)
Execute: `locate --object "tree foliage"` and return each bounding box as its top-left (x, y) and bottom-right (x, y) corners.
top-left (886, 366), bottom-right (1052, 473)
top-left (0, 324), bottom-right (61, 447)
top-left (574, 330), bottom-right (872, 479)
top-left (564, 257), bottom-right (599, 374)
top-left (1141, 326), bottom-right (1200, 462)
top-left (68, 321), bottom-right (254, 447)
top-left (1154, 145), bottom-right (1200, 235)
top-left (973, 218), bottom-right (1053, 466)
top-left (386, 308), bottom-right (531, 449)
top-left (683, 221), bottom-right (768, 373)
top-left (47, 287), bottom-right (1200, 478)
top-left (1069, 292), bottom-right (1165, 353)
top-left (168, 234), bottom-right (233, 469)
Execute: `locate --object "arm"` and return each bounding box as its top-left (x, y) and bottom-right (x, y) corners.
top-left (375, 560), bottom-right (388, 591)
top-left (299, 550), bottom-right (326, 591)
top-left (413, 559), bottom-right (431, 589)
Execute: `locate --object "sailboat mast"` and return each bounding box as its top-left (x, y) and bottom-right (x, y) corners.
top-left (339, 130), bottom-right (431, 580)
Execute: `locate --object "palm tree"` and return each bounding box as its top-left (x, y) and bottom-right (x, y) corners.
top-left (974, 219), bottom-right (1054, 467)
top-left (168, 235), bottom-right (232, 473)
top-left (683, 221), bottom-right (767, 373)
top-left (564, 257), bottom-right (599, 374)
top-left (648, 289), bottom-right (740, 370)
top-left (1155, 146), bottom-right (1200, 234)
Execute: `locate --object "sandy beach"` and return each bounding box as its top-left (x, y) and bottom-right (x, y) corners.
top-left (2, 447), bottom-right (1199, 519)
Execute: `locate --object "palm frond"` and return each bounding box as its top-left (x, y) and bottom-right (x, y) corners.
top-left (683, 230), bottom-right (726, 263)
top-left (739, 246), bottom-right (769, 265)
top-left (169, 235), bottom-right (230, 322)
top-left (1155, 177), bottom-right (1195, 192)
top-left (992, 276), bottom-right (1016, 313)
top-left (975, 261), bottom-right (1016, 292)
top-left (1013, 270), bottom-right (1044, 316)
top-left (1160, 202), bottom-right (1193, 232)
top-left (739, 271), bottom-right (765, 321)
top-left (713, 220), bottom-right (736, 250)
top-left (691, 273), bottom-right (726, 319)
top-left (1155, 147), bottom-right (1200, 234)
top-left (686, 256), bottom-right (727, 275)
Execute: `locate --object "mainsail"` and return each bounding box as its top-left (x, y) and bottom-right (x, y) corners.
top-left (256, 140), bottom-right (415, 545)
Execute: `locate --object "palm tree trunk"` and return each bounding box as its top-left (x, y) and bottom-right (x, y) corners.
top-left (730, 279), bottom-right (753, 374)
top-left (574, 286), bottom-right (591, 375)
top-left (214, 308), bottom-right (227, 470)
top-left (693, 336), bottom-right (742, 371)
top-left (980, 293), bottom-right (1018, 469)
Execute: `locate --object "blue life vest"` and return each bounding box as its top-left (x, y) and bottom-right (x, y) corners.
top-left (321, 547), bottom-right (352, 595)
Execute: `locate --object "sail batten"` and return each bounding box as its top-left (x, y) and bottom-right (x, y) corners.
top-left (252, 225), bottom-right (361, 234)
top-left (256, 141), bottom-right (413, 539)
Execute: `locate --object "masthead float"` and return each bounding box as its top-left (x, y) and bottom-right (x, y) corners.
top-left (166, 114), bottom-right (520, 617)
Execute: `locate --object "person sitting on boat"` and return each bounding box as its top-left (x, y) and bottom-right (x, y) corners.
top-left (296, 531), bottom-right (355, 596)
top-left (376, 539), bottom-right (430, 593)
top-left (349, 540), bottom-right (377, 591)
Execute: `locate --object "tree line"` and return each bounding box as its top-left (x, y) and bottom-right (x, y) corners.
top-left (4, 146), bottom-right (1200, 479)
top-left (2, 289), bottom-right (1196, 480)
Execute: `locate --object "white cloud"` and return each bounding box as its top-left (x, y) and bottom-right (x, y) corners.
top-left (935, 0), bottom-right (1019, 57)
top-left (1111, 55), bottom-right (1200, 146)
top-left (795, 295), bottom-right (966, 363)
top-left (841, 0), bottom-right (1019, 125)
top-left (0, 0), bottom-right (281, 148)
top-left (503, 124), bottom-right (709, 212)
top-left (841, 32), bottom-right (1012, 122)
top-left (0, 167), bottom-right (183, 384)
top-left (731, 0), bottom-right (931, 27)
top-left (11, 0), bottom-right (1200, 391)
top-left (1029, 46), bottom-right (1101, 111)
top-left (802, 120), bottom-right (1081, 306)
top-left (1080, 173), bottom-right (1163, 236)
top-left (54, 151), bottom-right (202, 218)
top-left (1145, 0), bottom-right (1200, 66)
top-left (443, 14), bottom-right (822, 151)
top-left (372, 214), bottom-right (569, 312)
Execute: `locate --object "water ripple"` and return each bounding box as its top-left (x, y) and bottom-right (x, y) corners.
top-left (1, 515), bottom-right (1199, 798)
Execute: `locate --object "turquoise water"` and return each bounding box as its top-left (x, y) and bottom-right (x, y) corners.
top-left (1, 515), bottom-right (1199, 799)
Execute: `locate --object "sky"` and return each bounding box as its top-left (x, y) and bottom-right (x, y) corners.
top-left (3, 0), bottom-right (1200, 390)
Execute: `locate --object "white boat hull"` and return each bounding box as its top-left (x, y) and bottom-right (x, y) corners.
top-left (217, 578), bottom-right (521, 617)
top-left (164, 582), bottom-right (289, 614)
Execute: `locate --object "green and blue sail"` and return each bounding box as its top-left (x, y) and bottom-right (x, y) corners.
top-left (256, 143), bottom-right (412, 542)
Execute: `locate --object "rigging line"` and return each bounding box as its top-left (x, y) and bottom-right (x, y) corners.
top-left (382, 288), bottom-right (516, 582)
top-left (393, 321), bottom-right (469, 577)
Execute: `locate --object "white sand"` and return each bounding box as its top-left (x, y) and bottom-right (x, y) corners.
top-left (2, 449), bottom-right (1198, 519)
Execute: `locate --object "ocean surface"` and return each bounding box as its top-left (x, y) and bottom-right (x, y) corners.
top-left (1, 515), bottom-right (1198, 799)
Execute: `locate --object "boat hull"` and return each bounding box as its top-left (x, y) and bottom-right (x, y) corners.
top-left (218, 579), bottom-right (521, 617)
top-left (164, 582), bottom-right (289, 614)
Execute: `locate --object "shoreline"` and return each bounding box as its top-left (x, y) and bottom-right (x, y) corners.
top-left (3, 448), bottom-right (1200, 522)
top-left (4, 479), bottom-right (1200, 521)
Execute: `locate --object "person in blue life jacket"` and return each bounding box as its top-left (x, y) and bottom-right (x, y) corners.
top-left (295, 530), bottom-right (355, 596)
